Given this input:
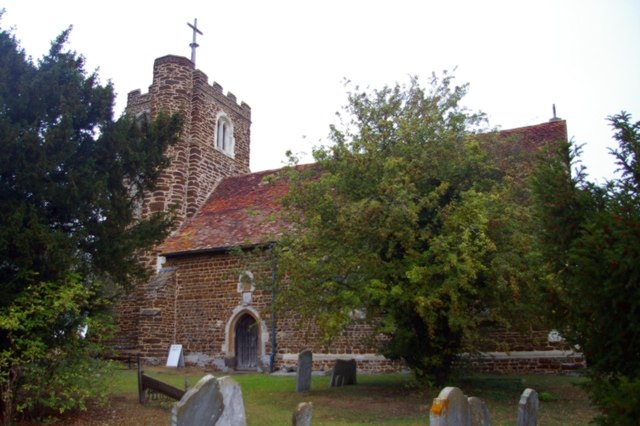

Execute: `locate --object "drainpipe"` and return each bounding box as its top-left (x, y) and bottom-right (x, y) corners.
top-left (269, 243), bottom-right (277, 373)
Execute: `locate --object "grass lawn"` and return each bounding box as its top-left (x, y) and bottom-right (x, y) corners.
top-left (51, 365), bottom-right (597, 425)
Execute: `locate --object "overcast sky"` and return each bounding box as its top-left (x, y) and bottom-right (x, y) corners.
top-left (3, 0), bottom-right (639, 181)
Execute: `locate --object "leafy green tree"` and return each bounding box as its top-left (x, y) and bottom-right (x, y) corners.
top-left (276, 75), bottom-right (550, 385)
top-left (0, 25), bottom-right (181, 423)
top-left (534, 112), bottom-right (640, 425)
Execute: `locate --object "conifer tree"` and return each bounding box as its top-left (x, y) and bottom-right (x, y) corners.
top-left (0, 25), bottom-right (181, 422)
top-left (534, 112), bottom-right (640, 425)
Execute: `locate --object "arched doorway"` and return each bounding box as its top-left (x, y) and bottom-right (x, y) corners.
top-left (235, 314), bottom-right (258, 369)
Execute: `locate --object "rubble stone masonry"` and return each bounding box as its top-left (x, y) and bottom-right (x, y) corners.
top-left (116, 55), bottom-right (251, 351)
top-left (136, 249), bottom-right (403, 373)
top-left (132, 248), bottom-right (578, 374)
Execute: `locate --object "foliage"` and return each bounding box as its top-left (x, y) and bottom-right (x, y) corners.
top-left (533, 112), bottom-right (640, 425)
top-left (585, 374), bottom-right (640, 426)
top-left (0, 273), bottom-right (115, 421)
top-left (0, 24), bottom-right (182, 423)
top-left (276, 75), bottom-right (550, 385)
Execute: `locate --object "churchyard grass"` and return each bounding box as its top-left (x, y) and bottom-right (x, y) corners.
top-left (92, 366), bottom-right (596, 425)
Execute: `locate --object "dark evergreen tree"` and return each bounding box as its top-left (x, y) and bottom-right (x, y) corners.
top-left (0, 25), bottom-right (181, 423)
top-left (534, 112), bottom-right (640, 425)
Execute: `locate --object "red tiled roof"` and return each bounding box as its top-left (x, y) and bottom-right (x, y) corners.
top-left (489, 119), bottom-right (567, 151)
top-left (160, 121), bottom-right (567, 256)
top-left (159, 168), bottom-right (293, 256)
top-left (481, 120), bottom-right (567, 174)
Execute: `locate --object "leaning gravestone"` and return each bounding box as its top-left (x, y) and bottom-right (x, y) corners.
top-left (330, 359), bottom-right (357, 387)
top-left (430, 386), bottom-right (470, 426)
top-left (292, 401), bottom-right (313, 426)
top-left (216, 376), bottom-right (246, 426)
top-left (468, 396), bottom-right (491, 426)
top-left (296, 350), bottom-right (313, 392)
top-left (517, 388), bottom-right (539, 426)
top-left (171, 374), bottom-right (224, 426)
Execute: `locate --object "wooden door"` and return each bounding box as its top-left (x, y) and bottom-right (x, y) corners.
top-left (235, 314), bottom-right (258, 369)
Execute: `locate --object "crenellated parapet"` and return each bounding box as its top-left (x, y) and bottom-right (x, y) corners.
top-left (128, 56), bottom-right (251, 122)
top-left (195, 71), bottom-right (252, 122)
top-left (126, 90), bottom-right (152, 117)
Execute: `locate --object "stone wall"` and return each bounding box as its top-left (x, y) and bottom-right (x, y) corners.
top-left (137, 268), bottom-right (178, 358)
top-left (133, 249), bottom-right (401, 372)
top-left (111, 291), bottom-right (141, 351)
top-left (132, 249), bottom-right (583, 374)
top-left (475, 328), bottom-right (570, 352)
top-left (465, 352), bottom-right (586, 374)
top-left (133, 250), bottom-right (272, 368)
top-left (172, 252), bottom-right (272, 369)
top-left (185, 70), bottom-right (251, 219)
top-left (457, 327), bottom-right (584, 372)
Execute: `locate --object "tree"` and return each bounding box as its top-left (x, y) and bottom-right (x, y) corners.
top-left (0, 25), bottom-right (182, 423)
top-left (533, 112), bottom-right (640, 425)
top-left (275, 75), bottom-right (549, 385)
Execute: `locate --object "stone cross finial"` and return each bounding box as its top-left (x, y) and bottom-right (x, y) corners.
top-left (187, 18), bottom-right (203, 64)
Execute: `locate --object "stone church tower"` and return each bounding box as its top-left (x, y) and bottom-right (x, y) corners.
top-left (127, 54), bottom-right (251, 228)
top-left (116, 55), bottom-right (252, 350)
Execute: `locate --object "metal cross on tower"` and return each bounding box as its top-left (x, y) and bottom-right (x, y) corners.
top-left (187, 18), bottom-right (203, 65)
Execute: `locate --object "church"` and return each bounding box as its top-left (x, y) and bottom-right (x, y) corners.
top-left (114, 52), bottom-right (583, 374)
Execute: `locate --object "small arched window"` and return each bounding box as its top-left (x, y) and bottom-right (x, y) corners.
top-left (215, 113), bottom-right (235, 157)
top-left (134, 110), bottom-right (150, 128)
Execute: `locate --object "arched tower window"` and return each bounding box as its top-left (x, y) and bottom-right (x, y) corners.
top-left (215, 113), bottom-right (235, 157)
top-left (134, 110), bottom-right (151, 130)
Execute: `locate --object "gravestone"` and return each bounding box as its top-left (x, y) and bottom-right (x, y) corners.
top-left (171, 374), bottom-right (224, 426)
top-left (330, 359), bottom-right (357, 387)
top-left (468, 396), bottom-right (491, 426)
top-left (216, 376), bottom-right (246, 426)
top-left (430, 386), bottom-right (470, 426)
top-left (292, 401), bottom-right (313, 426)
top-left (296, 350), bottom-right (313, 392)
top-left (517, 388), bottom-right (539, 426)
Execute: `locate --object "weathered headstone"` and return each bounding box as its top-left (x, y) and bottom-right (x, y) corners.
top-left (330, 358), bottom-right (357, 387)
top-left (296, 350), bottom-right (313, 392)
top-left (430, 386), bottom-right (470, 426)
top-left (216, 376), bottom-right (246, 426)
top-left (517, 388), bottom-right (539, 426)
top-left (171, 374), bottom-right (224, 426)
top-left (468, 396), bottom-right (491, 426)
top-left (292, 401), bottom-right (313, 426)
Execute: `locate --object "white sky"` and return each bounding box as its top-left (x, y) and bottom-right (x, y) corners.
top-left (3, 0), bottom-right (639, 182)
